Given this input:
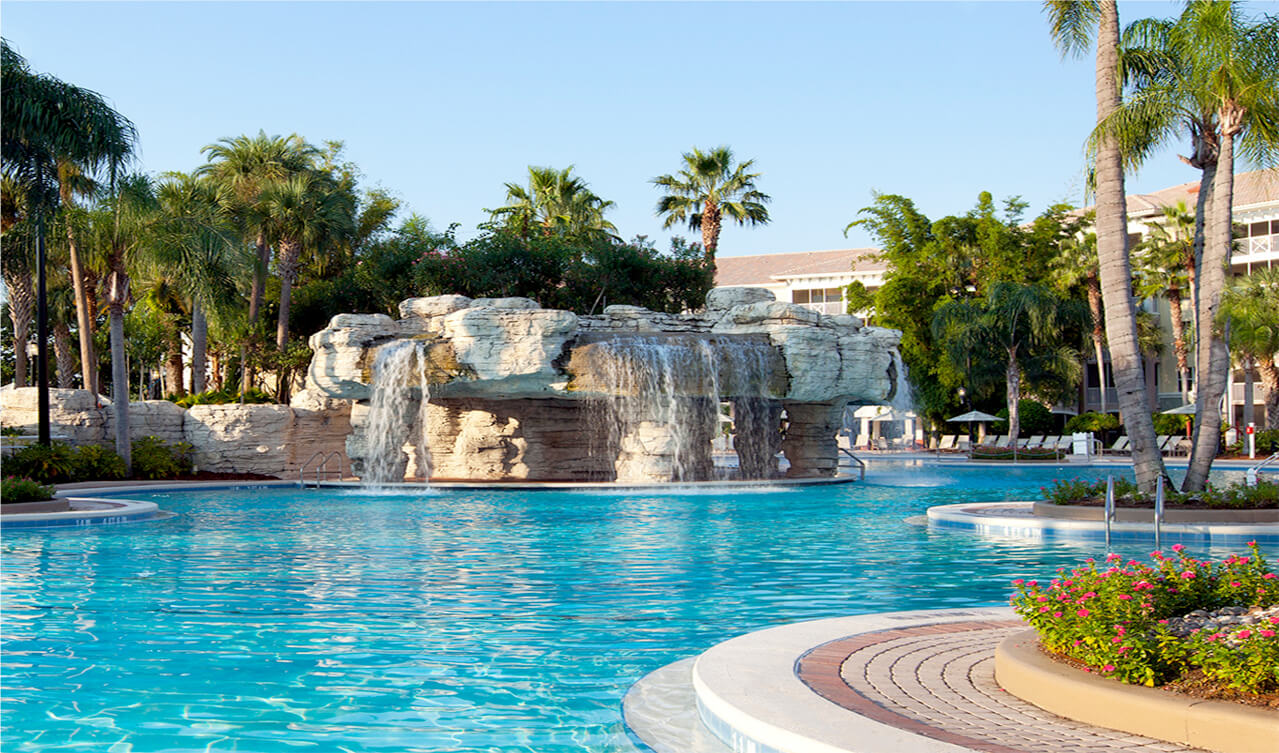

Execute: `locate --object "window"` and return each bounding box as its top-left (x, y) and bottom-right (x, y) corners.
top-left (792, 289), bottom-right (810, 304)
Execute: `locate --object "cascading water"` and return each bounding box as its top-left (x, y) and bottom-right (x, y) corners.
top-left (362, 340), bottom-right (431, 485)
top-left (587, 335), bottom-right (778, 482)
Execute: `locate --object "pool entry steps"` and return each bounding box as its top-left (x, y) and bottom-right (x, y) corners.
top-left (305, 287), bottom-right (903, 484)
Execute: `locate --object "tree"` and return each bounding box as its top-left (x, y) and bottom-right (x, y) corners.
top-left (933, 283), bottom-right (1086, 441)
top-left (1, 215), bottom-right (34, 387)
top-left (2, 38), bottom-right (136, 447)
top-left (652, 146), bottom-right (770, 263)
top-left (1102, 2), bottom-right (1279, 489)
top-left (1134, 206), bottom-right (1194, 401)
top-left (1220, 268), bottom-right (1279, 429)
top-left (1049, 217), bottom-right (1110, 414)
top-left (197, 131), bottom-right (320, 391)
top-left (487, 166), bottom-right (617, 240)
top-left (1044, 0), bottom-right (1168, 492)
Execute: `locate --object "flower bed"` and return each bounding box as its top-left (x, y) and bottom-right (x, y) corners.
top-left (1010, 544), bottom-right (1278, 699)
top-left (971, 446), bottom-right (1064, 461)
top-left (2, 477), bottom-right (56, 504)
top-left (1043, 477), bottom-right (1279, 509)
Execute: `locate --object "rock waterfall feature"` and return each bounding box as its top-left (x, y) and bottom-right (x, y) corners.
top-left (305, 287), bottom-right (903, 483)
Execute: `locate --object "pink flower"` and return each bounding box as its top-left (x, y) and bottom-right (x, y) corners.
top-left (1040, 606), bottom-right (1050, 612)
top-left (1027, 580), bottom-right (1038, 588)
top-left (1263, 573), bottom-right (1276, 580)
top-left (1237, 630), bottom-right (1253, 639)
top-left (1230, 581), bottom-right (1242, 588)
top-left (1158, 619), bottom-right (1169, 625)
top-left (1012, 579), bottom-right (1024, 586)
top-left (1053, 611), bottom-right (1062, 618)
top-left (1151, 550), bottom-right (1164, 559)
top-left (1180, 571), bottom-right (1196, 580)
top-left (1106, 553), bottom-right (1121, 562)
top-left (1112, 636), bottom-right (1122, 643)
top-left (1117, 594), bottom-right (1132, 601)
top-left (1072, 639), bottom-right (1082, 648)
top-left (1171, 544), bottom-right (1185, 553)
top-left (1102, 664), bottom-right (1115, 672)
top-left (1118, 646), bottom-right (1130, 653)
top-left (1269, 616), bottom-right (1279, 625)
top-left (1116, 626), bottom-right (1126, 635)
top-left (1261, 630), bottom-right (1275, 638)
top-left (1077, 608), bottom-right (1091, 618)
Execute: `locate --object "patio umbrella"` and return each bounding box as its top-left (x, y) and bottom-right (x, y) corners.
top-left (947, 410), bottom-right (1001, 442)
top-left (1162, 404), bottom-right (1197, 437)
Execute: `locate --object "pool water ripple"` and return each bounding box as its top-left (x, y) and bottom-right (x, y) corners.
top-left (1, 461), bottom-right (1263, 752)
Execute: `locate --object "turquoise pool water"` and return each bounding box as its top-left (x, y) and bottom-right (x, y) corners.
top-left (1, 461), bottom-right (1264, 752)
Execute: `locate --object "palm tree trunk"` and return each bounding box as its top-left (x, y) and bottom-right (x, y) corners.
top-left (1086, 272), bottom-right (1107, 414)
top-left (241, 232), bottom-right (270, 393)
top-left (210, 349), bottom-right (223, 392)
top-left (4, 268), bottom-right (33, 388)
top-left (191, 302), bottom-right (207, 394)
top-left (67, 230), bottom-right (98, 395)
top-left (1183, 119), bottom-right (1239, 491)
top-left (701, 200), bottom-right (721, 263)
top-left (1258, 357), bottom-right (1279, 431)
top-left (1093, 0), bottom-right (1166, 492)
top-left (53, 321), bottom-right (75, 388)
top-left (275, 239), bottom-right (300, 404)
top-left (1167, 285), bottom-right (1189, 400)
top-left (108, 277), bottom-right (131, 472)
top-left (1006, 349), bottom-right (1021, 443)
top-left (165, 333), bottom-right (185, 398)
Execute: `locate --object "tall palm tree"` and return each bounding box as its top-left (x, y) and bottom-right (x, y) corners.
top-left (56, 159), bottom-right (103, 394)
top-left (487, 166), bottom-right (617, 239)
top-left (652, 146), bottom-right (770, 263)
top-left (1, 217), bottom-right (35, 387)
top-left (1103, 2), bottom-right (1279, 488)
top-left (1220, 268), bottom-right (1279, 430)
top-left (1050, 220), bottom-right (1109, 414)
top-left (1135, 209), bottom-right (1195, 401)
top-left (1045, 0), bottom-right (1168, 492)
top-left (198, 131), bottom-right (319, 391)
top-left (933, 283), bottom-right (1086, 441)
top-left (2, 38), bottom-right (136, 444)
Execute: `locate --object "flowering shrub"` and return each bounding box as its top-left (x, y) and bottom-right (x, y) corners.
top-left (1011, 543), bottom-right (1278, 691)
top-left (1042, 477), bottom-right (1279, 509)
top-left (2, 476), bottom-right (56, 503)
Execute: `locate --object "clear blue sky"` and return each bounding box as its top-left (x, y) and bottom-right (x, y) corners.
top-left (5, 1), bottom-right (1266, 256)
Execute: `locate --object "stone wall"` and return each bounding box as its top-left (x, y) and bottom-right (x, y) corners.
top-left (0, 387), bottom-right (351, 478)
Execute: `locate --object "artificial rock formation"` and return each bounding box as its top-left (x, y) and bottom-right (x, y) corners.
top-left (306, 287), bottom-right (903, 483)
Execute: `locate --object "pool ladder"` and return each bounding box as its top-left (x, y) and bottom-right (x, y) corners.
top-left (839, 447), bottom-right (866, 481)
top-left (1103, 475), bottom-right (1166, 549)
top-left (299, 451), bottom-right (346, 488)
top-left (1246, 452), bottom-right (1279, 487)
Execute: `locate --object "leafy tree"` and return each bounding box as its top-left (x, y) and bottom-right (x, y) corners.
top-left (652, 146), bottom-right (770, 263)
top-left (1134, 205), bottom-right (1195, 401)
top-left (1045, 0), bottom-right (1168, 492)
top-left (1220, 268), bottom-right (1279, 429)
top-left (1048, 217), bottom-right (1111, 414)
top-left (933, 283), bottom-right (1086, 440)
top-left (843, 280), bottom-right (875, 318)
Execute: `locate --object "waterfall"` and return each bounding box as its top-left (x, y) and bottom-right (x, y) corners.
top-left (588, 335), bottom-right (777, 482)
top-left (363, 340), bottom-right (431, 485)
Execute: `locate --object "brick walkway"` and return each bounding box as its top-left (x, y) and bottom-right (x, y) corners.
top-left (797, 621), bottom-right (1207, 753)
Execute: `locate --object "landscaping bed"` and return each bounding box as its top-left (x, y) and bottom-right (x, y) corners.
top-left (1010, 544), bottom-right (1279, 707)
top-left (1043, 477), bottom-right (1279, 509)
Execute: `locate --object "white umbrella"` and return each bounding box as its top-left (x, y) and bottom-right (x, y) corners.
top-left (1161, 404), bottom-right (1197, 415)
top-left (946, 410), bottom-right (1002, 423)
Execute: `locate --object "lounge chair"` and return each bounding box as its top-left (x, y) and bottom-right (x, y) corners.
top-left (875, 437), bottom-right (889, 451)
top-left (979, 435), bottom-right (998, 447)
top-left (1041, 435), bottom-right (1061, 451)
top-left (1024, 435), bottom-right (1045, 449)
top-left (1156, 436), bottom-right (1175, 454)
top-left (993, 435), bottom-right (1010, 448)
top-left (1104, 436), bottom-right (1130, 455)
top-left (1169, 437), bottom-right (1192, 456)
top-left (937, 435), bottom-right (957, 451)
top-left (956, 437), bottom-right (972, 452)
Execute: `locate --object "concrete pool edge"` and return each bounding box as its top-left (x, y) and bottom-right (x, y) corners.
top-left (927, 501), bottom-right (1279, 543)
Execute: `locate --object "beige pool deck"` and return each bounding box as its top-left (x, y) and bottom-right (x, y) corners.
top-left (624, 607), bottom-right (1268, 753)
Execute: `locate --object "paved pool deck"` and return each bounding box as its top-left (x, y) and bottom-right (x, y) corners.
top-left (627, 607), bottom-right (1212, 753)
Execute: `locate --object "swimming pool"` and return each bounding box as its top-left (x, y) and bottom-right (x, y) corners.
top-left (1, 462), bottom-right (1265, 752)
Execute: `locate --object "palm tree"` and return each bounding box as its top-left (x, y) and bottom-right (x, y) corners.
top-left (57, 159), bottom-right (103, 395)
top-left (198, 131), bottom-right (319, 391)
top-left (1221, 269), bottom-right (1279, 430)
top-left (2, 38), bottom-right (136, 445)
top-left (652, 146), bottom-right (770, 263)
top-left (1, 217), bottom-right (35, 387)
top-left (1135, 208), bottom-right (1195, 401)
top-left (933, 283), bottom-right (1086, 442)
top-left (487, 166), bottom-right (617, 240)
top-left (1044, 0), bottom-right (1168, 492)
top-left (1102, 2), bottom-right (1279, 489)
top-left (1050, 220), bottom-right (1109, 414)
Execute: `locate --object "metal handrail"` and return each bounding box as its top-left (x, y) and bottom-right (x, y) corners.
top-left (299, 450), bottom-right (346, 488)
top-left (1154, 476), bottom-right (1165, 550)
top-left (839, 446), bottom-right (866, 481)
top-left (1104, 476), bottom-right (1115, 549)
top-left (1246, 451), bottom-right (1279, 487)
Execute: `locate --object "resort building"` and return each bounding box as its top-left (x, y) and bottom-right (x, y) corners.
top-left (714, 169), bottom-right (1279, 425)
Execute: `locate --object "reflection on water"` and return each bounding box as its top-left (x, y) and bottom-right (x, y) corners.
top-left (0, 460), bottom-right (1265, 752)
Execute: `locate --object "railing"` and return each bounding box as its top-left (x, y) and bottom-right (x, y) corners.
top-left (1104, 476), bottom-right (1116, 549)
top-left (839, 446), bottom-right (866, 481)
top-left (1246, 452), bottom-right (1279, 487)
top-left (1154, 475), bottom-right (1166, 550)
top-left (298, 451), bottom-right (346, 488)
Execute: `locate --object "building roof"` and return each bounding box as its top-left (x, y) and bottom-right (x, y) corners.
top-left (1126, 168), bottom-right (1278, 217)
top-left (714, 248), bottom-right (883, 287)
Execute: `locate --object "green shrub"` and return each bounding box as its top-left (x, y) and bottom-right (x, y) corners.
top-left (1151, 412), bottom-right (1191, 436)
top-left (991, 400), bottom-right (1055, 436)
top-left (7, 442), bottom-right (77, 483)
top-left (1064, 412), bottom-right (1120, 433)
top-left (130, 436), bottom-right (194, 480)
top-left (1, 425), bottom-right (25, 437)
top-left (72, 445), bottom-right (127, 481)
top-left (1042, 477), bottom-right (1278, 509)
top-left (972, 446), bottom-right (1063, 461)
top-left (2, 476), bottom-right (56, 503)
top-left (1011, 544), bottom-right (1278, 691)
top-left (171, 387), bottom-right (273, 408)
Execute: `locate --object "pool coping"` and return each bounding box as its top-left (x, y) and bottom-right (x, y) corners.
top-left (927, 501), bottom-right (1279, 543)
top-left (0, 496), bottom-right (165, 528)
top-left (994, 629), bottom-right (1279, 753)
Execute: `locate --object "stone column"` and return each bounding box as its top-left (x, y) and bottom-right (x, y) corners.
top-left (731, 398), bottom-right (782, 479)
top-left (613, 397), bottom-right (716, 484)
top-left (781, 402), bottom-right (844, 478)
